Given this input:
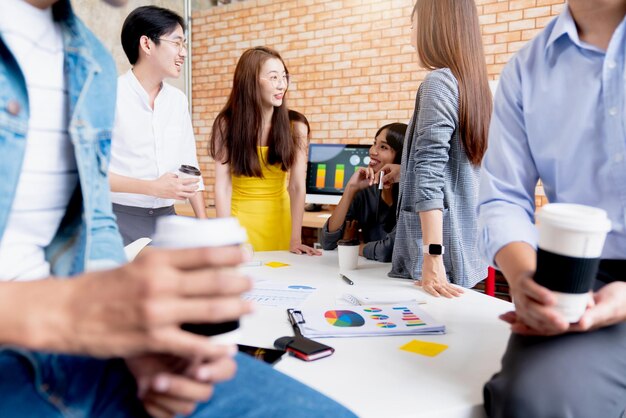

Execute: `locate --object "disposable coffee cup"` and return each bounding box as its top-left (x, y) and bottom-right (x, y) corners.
top-left (337, 239), bottom-right (359, 272)
top-left (152, 216), bottom-right (248, 344)
top-left (177, 164), bottom-right (202, 191)
top-left (534, 203), bottom-right (611, 322)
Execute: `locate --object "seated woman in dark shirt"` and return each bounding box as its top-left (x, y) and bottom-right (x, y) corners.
top-left (320, 123), bottom-right (407, 262)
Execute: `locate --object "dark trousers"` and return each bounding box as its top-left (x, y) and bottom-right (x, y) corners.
top-left (112, 204), bottom-right (175, 246)
top-left (484, 260), bottom-right (626, 418)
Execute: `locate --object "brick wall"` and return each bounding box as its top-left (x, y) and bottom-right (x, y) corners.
top-left (191, 0), bottom-right (565, 207)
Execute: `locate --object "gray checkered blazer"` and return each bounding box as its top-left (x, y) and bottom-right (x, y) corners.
top-left (389, 68), bottom-right (487, 288)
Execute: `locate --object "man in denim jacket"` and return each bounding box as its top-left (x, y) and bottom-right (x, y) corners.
top-left (0, 1), bottom-right (355, 417)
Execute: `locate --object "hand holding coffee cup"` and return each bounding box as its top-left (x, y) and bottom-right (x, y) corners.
top-left (177, 164), bottom-right (202, 191)
top-left (152, 216), bottom-right (249, 344)
top-left (534, 203), bottom-right (611, 323)
top-left (152, 172), bottom-right (198, 200)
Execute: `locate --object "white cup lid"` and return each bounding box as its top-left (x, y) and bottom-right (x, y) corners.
top-left (153, 216), bottom-right (248, 248)
top-left (536, 203), bottom-right (611, 233)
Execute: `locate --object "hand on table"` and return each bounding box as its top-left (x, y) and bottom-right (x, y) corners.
top-left (290, 241), bottom-right (322, 256)
top-left (126, 350), bottom-right (237, 418)
top-left (416, 255), bottom-right (463, 298)
top-left (46, 246), bottom-right (253, 358)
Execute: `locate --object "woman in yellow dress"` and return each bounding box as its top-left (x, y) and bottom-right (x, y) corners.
top-left (210, 46), bottom-right (320, 255)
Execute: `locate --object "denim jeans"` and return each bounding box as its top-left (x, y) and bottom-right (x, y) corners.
top-left (0, 349), bottom-right (356, 418)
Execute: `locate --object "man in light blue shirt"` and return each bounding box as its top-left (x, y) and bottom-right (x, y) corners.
top-left (478, 1), bottom-right (626, 416)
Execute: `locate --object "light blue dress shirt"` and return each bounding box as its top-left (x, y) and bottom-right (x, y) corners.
top-left (478, 7), bottom-right (626, 264)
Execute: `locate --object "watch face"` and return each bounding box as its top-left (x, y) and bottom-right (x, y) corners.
top-left (429, 244), bottom-right (443, 255)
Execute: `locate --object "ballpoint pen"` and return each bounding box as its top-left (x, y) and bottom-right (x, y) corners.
top-left (339, 273), bottom-right (354, 285)
top-left (286, 308), bottom-right (305, 337)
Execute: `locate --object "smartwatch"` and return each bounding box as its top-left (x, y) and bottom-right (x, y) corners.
top-left (423, 244), bottom-right (445, 255)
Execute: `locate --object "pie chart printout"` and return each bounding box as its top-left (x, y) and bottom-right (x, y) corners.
top-left (325, 310), bottom-right (365, 327)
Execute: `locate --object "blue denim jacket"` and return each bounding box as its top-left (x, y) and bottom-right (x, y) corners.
top-left (0, 1), bottom-right (125, 277)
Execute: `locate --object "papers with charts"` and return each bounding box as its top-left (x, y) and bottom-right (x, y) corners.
top-left (243, 280), bottom-right (317, 308)
top-left (297, 303), bottom-right (445, 338)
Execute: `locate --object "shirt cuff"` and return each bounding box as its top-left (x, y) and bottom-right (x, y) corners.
top-left (320, 221), bottom-right (343, 250)
top-left (414, 199), bottom-right (444, 212)
top-left (362, 242), bottom-right (375, 260)
top-left (479, 204), bottom-right (538, 267)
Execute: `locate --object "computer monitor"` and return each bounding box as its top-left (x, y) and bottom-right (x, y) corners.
top-left (305, 143), bottom-right (371, 205)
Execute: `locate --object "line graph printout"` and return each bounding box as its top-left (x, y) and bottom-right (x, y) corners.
top-left (243, 281), bottom-right (317, 308)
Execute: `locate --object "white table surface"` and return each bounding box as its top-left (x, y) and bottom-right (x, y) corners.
top-left (240, 251), bottom-right (513, 418)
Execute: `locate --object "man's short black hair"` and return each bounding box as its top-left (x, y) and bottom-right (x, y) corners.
top-left (121, 6), bottom-right (185, 65)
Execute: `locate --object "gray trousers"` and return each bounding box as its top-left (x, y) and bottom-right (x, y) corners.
top-left (484, 261), bottom-right (626, 418)
top-left (112, 203), bottom-right (176, 246)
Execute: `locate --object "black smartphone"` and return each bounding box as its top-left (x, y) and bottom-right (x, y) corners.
top-left (284, 337), bottom-right (335, 362)
top-left (238, 344), bottom-right (285, 365)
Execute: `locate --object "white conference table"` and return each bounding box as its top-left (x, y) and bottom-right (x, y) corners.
top-left (239, 251), bottom-right (513, 418)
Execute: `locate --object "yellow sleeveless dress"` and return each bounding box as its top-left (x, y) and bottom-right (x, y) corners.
top-left (231, 147), bottom-right (291, 251)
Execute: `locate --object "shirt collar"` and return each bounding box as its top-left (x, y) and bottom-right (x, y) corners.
top-left (545, 6), bottom-right (583, 50)
top-left (126, 69), bottom-right (153, 109)
top-left (125, 69), bottom-right (169, 109)
top-left (545, 5), bottom-right (619, 54)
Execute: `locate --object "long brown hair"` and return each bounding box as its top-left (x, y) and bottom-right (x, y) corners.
top-left (412, 0), bottom-right (492, 165)
top-left (210, 46), bottom-right (296, 177)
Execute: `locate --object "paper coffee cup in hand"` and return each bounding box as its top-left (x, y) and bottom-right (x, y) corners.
top-left (337, 239), bottom-right (359, 272)
top-left (534, 203), bottom-right (611, 323)
top-left (177, 164), bottom-right (202, 191)
top-left (152, 216), bottom-right (248, 344)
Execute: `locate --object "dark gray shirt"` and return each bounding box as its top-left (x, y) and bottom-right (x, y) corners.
top-left (320, 185), bottom-right (397, 262)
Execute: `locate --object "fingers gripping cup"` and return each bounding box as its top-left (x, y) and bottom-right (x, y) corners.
top-left (337, 239), bottom-right (359, 272)
top-left (177, 164), bottom-right (202, 191)
top-left (534, 203), bottom-right (612, 323)
top-left (152, 216), bottom-right (248, 344)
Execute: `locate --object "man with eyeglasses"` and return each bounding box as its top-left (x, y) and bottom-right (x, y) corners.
top-left (109, 5), bottom-right (208, 245)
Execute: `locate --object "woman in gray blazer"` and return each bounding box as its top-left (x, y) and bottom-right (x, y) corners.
top-left (389, 0), bottom-right (492, 297)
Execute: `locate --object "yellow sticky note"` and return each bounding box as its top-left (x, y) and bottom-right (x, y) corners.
top-left (400, 340), bottom-right (448, 357)
top-left (265, 261), bottom-right (290, 268)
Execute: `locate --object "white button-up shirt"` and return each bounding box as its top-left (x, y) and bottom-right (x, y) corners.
top-left (110, 70), bottom-right (204, 209)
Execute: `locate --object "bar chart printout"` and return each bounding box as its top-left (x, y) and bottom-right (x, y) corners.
top-left (316, 164), bottom-right (326, 189)
top-left (335, 164), bottom-right (344, 189)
